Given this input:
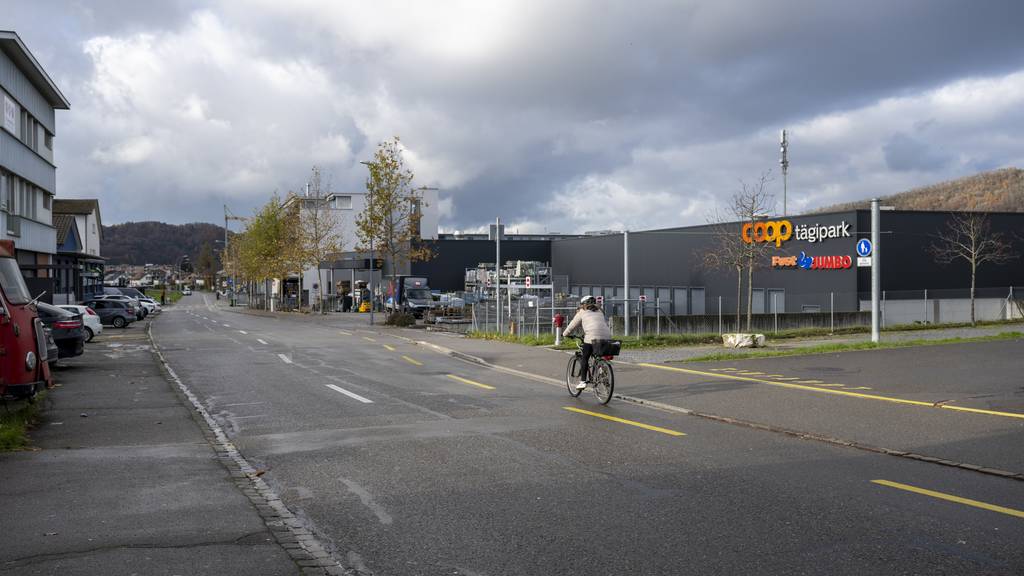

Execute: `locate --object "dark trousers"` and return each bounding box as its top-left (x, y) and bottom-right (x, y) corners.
top-left (580, 342), bottom-right (594, 381)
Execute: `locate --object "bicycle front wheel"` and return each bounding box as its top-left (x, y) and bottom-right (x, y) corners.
top-left (592, 360), bottom-right (614, 405)
top-left (566, 355), bottom-right (583, 397)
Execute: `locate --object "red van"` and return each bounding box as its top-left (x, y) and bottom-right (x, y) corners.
top-left (0, 240), bottom-right (51, 399)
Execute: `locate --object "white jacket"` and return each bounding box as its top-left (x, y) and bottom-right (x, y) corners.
top-left (563, 308), bottom-right (612, 343)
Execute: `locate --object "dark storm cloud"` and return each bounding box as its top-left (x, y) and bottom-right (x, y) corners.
top-left (4, 1), bottom-right (1024, 232)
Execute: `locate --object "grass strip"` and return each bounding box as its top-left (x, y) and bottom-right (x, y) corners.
top-left (145, 289), bottom-right (184, 305)
top-left (678, 331), bottom-right (1024, 363)
top-left (0, 393), bottom-right (46, 451)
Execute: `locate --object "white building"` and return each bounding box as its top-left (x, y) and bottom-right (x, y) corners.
top-left (283, 187), bottom-right (440, 304)
top-left (0, 31), bottom-right (71, 295)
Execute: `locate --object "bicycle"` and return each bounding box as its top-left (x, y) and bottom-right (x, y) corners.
top-left (565, 335), bottom-right (618, 405)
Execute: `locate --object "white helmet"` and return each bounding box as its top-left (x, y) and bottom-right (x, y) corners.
top-left (580, 295), bottom-right (596, 306)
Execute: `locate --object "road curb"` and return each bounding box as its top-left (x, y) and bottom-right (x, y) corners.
top-left (401, 332), bottom-right (1024, 483)
top-left (146, 322), bottom-right (357, 576)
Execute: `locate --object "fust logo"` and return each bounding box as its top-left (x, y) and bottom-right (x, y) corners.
top-left (742, 220), bottom-right (792, 247)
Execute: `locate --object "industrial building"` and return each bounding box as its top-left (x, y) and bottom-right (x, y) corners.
top-left (333, 209), bottom-right (1023, 327)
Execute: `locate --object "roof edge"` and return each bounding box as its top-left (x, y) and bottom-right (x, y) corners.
top-left (0, 31), bottom-right (71, 110)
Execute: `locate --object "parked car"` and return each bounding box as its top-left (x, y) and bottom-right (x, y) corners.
top-left (85, 299), bottom-right (137, 328)
top-left (182, 287), bottom-right (193, 296)
top-left (43, 327), bottom-right (59, 364)
top-left (58, 305), bottom-right (103, 341)
top-left (137, 296), bottom-right (161, 315)
top-left (35, 302), bottom-right (86, 359)
top-left (93, 294), bottom-right (146, 320)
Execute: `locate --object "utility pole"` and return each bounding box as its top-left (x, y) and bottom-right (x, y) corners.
top-left (359, 161), bottom-right (376, 326)
top-left (780, 129), bottom-right (789, 216)
top-left (223, 205), bottom-right (247, 307)
top-left (871, 198), bottom-right (880, 343)
top-left (495, 217), bottom-right (502, 335)
top-left (623, 230), bottom-right (630, 337)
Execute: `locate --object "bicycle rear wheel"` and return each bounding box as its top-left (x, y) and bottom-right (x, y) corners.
top-left (592, 360), bottom-right (614, 405)
top-left (565, 355), bottom-right (583, 397)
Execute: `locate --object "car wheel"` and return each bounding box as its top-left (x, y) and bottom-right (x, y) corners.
top-left (113, 316), bottom-right (126, 329)
top-left (85, 327), bottom-right (94, 342)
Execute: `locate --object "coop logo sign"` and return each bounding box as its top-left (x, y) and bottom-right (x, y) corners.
top-left (794, 221), bottom-right (851, 243)
top-left (772, 252), bottom-right (852, 270)
top-left (741, 220), bottom-right (792, 247)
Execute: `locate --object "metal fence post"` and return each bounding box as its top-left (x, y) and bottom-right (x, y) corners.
top-left (924, 289), bottom-right (928, 324)
top-left (656, 297), bottom-right (661, 336)
top-left (773, 292), bottom-right (778, 334)
top-left (535, 302), bottom-right (540, 338)
top-left (718, 296), bottom-right (723, 335)
top-left (882, 290), bottom-right (886, 329)
top-left (830, 292), bottom-right (834, 334)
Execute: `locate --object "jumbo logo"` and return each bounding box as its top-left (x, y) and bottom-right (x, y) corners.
top-left (742, 220), bottom-right (792, 247)
top-left (772, 252), bottom-right (852, 270)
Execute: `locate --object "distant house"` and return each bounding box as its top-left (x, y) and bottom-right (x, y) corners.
top-left (52, 198), bottom-right (101, 256)
top-left (52, 213), bottom-right (104, 303)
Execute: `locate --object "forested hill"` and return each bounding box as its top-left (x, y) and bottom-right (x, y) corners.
top-left (101, 221), bottom-right (226, 265)
top-left (813, 167), bottom-right (1024, 213)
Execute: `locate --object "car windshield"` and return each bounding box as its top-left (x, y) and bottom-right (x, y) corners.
top-left (0, 258), bottom-right (32, 305)
top-left (406, 289), bottom-right (431, 300)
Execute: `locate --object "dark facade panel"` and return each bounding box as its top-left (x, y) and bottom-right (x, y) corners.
top-left (552, 212), bottom-right (862, 312)
top-left (411, 239), bottom-right (552, 292)
top-left (857, 210), bottom-right (1024, 296)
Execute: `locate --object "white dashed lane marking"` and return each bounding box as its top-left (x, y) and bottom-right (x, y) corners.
top-left (257, 339), bottom-right (268, 345)
top-left (278, 354), bottom-right (293, 364)
top-left (326, 384), bottom-right (373, 404)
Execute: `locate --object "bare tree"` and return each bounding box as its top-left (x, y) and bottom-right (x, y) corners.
top-left (701, 215), bottom-right (747, 331)
top-left (732, 172), bottom-right (776, 331)
top-left (297, 166), bottom-right (343, 313)
top-left (930, 212), bottom-right (1017, 326)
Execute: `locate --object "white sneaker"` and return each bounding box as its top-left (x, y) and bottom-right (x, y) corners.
top-left (575, 380), bottom-right (589, 390)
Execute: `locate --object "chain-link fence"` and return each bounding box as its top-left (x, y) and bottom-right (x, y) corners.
top-left (447, 286), bottom-right (1023, 337)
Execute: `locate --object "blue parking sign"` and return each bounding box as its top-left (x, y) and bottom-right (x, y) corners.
top-left (856, 239), bottom-right (873, 257)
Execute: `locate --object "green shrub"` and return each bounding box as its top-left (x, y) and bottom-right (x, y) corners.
top-left (385, 312), bottom-right (417, 327)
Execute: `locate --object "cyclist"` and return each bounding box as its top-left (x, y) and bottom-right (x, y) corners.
top-left (562, 295), bottom-right (612, 390)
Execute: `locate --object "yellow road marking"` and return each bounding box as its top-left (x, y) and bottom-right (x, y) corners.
top-left (775, 377), bottom-right (802, 380)
top-left (847, 386), bottom-right (872, 390)
top-left (402, 355), bottom-right (423, 366)
top-left (872, 480), bottom-right (1024, 520)
top-left (638, 363), bottom-right (1024, 420)
top-left (362, 336), bottom-right (377, 342)
top-left (765, 374), bottom-right (786, 378)
top-left (383, 344), bottom-right (396, 351)
top-left (797, 379), bottom-right (824, 384)
top-left (447, 374), bottom-right (495, 390)
top-left (817, 383), bottom-right (844, 388)
top-left (739, 371), bottom-right (766, 375)
top-left (563, 407), bottom-right (685, 436)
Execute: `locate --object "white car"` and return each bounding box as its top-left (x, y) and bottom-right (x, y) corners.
top-left (139, 296), bottom-right (162, 314)
top-left (58, 304), bottom-right (103, 342)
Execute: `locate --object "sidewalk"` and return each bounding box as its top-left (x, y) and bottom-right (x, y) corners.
top-left (0, 325), bottom-right (303, 576)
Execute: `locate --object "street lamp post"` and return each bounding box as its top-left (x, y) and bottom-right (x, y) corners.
top-left (360, 161), bottom-right (376, 326)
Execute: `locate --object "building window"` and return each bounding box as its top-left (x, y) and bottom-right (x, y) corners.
top-left (331, 195), bottom-right (352, 209)
top-left (44, 131), bottom-right (53, 150)
top-left (43, 192), bottom-right (51, 210)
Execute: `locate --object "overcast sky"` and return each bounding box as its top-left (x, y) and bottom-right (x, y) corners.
top-left (8, 0), bottom-right (1024, 235)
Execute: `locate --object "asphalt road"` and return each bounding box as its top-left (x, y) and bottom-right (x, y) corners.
top-left (151, 295), bottom-right (1024, 575)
